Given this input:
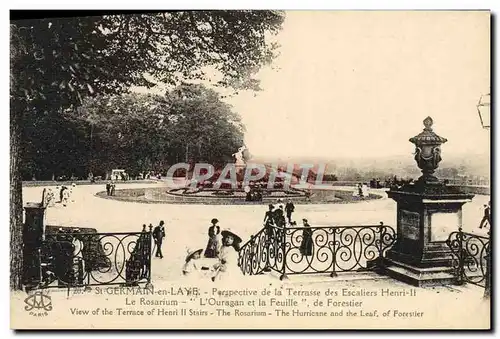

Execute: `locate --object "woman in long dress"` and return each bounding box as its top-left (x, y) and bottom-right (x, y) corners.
top-left (299, 219), bottom-right (313, 256)
top-left (212, 229), bottom-right (242, 283)
top-left (204, 218), bottom-right (221, 258)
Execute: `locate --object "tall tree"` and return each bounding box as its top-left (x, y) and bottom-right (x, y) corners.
top-left (10, 11), bottom-right (284, 290)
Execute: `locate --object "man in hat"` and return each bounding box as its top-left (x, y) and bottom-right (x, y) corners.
top-left (479, 201), bottom-right (491, 229)
top-left (153, 221), bottom-right (166, 259)
top-left (285, 199), bottom-right (295, 225)
top-left (212, 229), bottom-right (242, 282)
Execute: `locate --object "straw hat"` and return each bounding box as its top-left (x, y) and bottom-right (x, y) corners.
top-left (221, 228), bottom-right (242, 244)
top-left (185, 248), bottom-right (203, 262)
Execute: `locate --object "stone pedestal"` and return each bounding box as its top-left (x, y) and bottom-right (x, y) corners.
top-left (384, 182), bottom-right (474, 286)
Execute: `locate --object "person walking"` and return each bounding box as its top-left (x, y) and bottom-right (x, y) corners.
top-left (479, 201), bottom-right (491, 229)
top-left (153, 221), bottom-right (166, 259)
top-left (106, 181), bottom-right (111, 196)
top-left (285, 199), bottom-right (295, 224)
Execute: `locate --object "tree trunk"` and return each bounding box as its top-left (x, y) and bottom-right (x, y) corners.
top-left (10, 101), bottom-right (24, 291)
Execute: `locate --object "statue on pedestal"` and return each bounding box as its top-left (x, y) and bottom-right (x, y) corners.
top-left (232, 146), bottom-right (247, 167)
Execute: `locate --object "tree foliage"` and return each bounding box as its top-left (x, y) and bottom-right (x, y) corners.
top-left (68, 84), bottom-right (245, 177)
top-left (12, 11), bottom-right (284, 110)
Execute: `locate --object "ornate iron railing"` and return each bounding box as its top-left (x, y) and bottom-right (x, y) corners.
top-left (446, 229), bottom-right (490, 288)
top-left (238, 222), bottom-right (396, 279)
top-left (238, 225), bottom-right (285, 276)
top-left (38, 225), bottom-right (153, 290)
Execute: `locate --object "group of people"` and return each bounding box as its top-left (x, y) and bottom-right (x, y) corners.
top-left (181, 218), bottom-right (242, 282)
top-left (44, 183), bottom-right (77, 208)
top-left (105, 181), bottom-right (117, 196)
top-left (262, 199), bottom-right (313, 257)
top-left (150, 217), bottom-right (243, 282)
top-left (353, 183), bottom-right (369, 198)
top-left (244, 185), bottom-right (263, 202)
top-left (263, 198), bottom-right (296, 228)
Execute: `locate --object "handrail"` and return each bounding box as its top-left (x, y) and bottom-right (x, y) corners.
top-left (446, 229), bottom-right (490, 289)
top-left (239, 226), bottom-right (267, 252)
top-left (279, 224), bottom-right (386, 230)
top-left (38, 226), bottom-right (153, 290)
top-left (46, 231), bottom-right (148, 236)
top-left (238, 222), bottom-right (396, 278)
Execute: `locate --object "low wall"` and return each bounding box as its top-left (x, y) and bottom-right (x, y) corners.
top-left (450, 185), bottom-right (490, 196)
top-left (22, 180), bottom-right (158, 187)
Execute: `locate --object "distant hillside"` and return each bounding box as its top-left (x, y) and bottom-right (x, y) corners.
top-left (249, 153), bottom-right (490, 181)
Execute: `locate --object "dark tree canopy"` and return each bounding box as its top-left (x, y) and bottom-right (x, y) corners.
top-left (11, 11), bottom-right (284, 112)
top-left (66, 84), bottom-right (246, 177)
top-left (11, 11), bottom-right (284, 179)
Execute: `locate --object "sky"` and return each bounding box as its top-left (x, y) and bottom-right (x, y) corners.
top-left (135, 11), bottom-right (490, 160)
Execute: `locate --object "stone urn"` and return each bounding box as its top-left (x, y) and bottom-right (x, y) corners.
top-left (409, 116), bottom-right (448, 184)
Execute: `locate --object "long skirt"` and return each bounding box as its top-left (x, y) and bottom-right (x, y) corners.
top-left (300, 236), bottom-right (313, 256)
top-left (204, 236), bottom-right (220, 258)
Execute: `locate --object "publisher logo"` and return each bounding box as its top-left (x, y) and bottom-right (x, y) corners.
top-left (24, 291), bottom-right (52, 317)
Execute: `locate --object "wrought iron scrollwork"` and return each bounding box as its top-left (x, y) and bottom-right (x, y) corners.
top-left (239, 223), bottom-right (396, 277)
top-left (446, 230), bottom-right (490, 287)
top-left (39, 229), bottom-right (152, 289)
top-left (238, 225), bottom-right (284, 276)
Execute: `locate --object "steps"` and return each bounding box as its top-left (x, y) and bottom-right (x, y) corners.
top-left (383, 258), bottom-right (456, 287)
top-left (266, 270), bottom-right (390, 285)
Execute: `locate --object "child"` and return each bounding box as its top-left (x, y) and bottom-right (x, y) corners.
top-left (182, 248), bottom-right (203, 277)
top-left (212, 229), bottom-right (242, 282)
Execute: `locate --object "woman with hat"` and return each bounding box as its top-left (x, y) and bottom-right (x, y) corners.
top-left (212, 229), bottom-right (242, 282)
top-left (204, 218), bottom-right (221, 258)
top-left (299, 219), bottom-right (313, 256)
top-left (182, 248), bottom-right (203, 277)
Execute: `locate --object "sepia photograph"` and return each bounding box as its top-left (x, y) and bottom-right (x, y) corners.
top-left (9, 9), bottom-right (491, 330)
